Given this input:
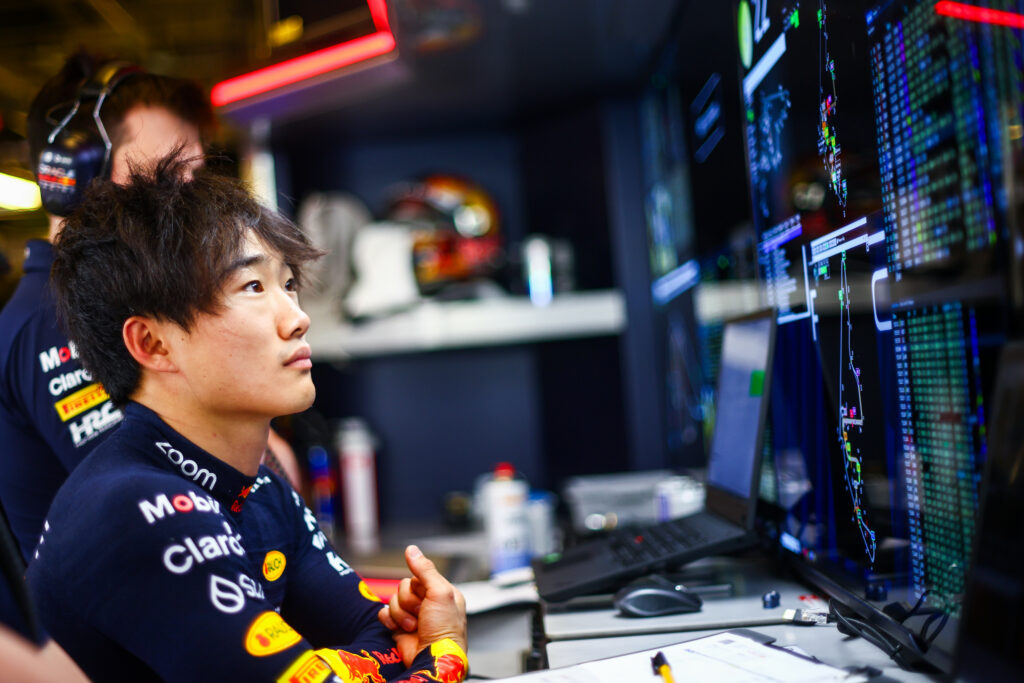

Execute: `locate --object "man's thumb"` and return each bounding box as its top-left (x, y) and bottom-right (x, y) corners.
top-left (405, 545), bottom-right (442, 584)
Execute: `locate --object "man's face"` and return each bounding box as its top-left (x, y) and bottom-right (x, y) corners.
top-left (166, 231), bottom-right (315, 421)
top-left (110, 105), bottom-right (203, 184)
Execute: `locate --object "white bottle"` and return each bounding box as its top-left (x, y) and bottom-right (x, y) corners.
top-left (481, 462), bottom-right (531, 575)
top-left (337, 418), bottom-right (380, 555)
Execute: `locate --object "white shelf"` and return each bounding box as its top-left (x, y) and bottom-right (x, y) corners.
top-left (305, 290), bottom-right (626, 360)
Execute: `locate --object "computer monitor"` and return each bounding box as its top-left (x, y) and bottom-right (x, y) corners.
top-left (706, 312), bottom-right (774, 507)
top-left (736, 0), bottom-right (1023, 674)
top-left (640, 0), bottom-right (758, 468)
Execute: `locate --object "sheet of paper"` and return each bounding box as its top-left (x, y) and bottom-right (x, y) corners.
top-left (497, 632), bottom-right (867, 682)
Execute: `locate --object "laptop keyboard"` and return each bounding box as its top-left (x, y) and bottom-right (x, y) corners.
top-left (608, 517), bottom-right (710, 567)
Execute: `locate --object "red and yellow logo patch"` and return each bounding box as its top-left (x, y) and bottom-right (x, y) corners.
top-left (245, 611), bottom-right (301, 657)
top-left (53, 383), bottom-right (109, 422)
top-left (263, 550), bottom-right (286, 581)
top-left (358, 580), bottom-right (382, 602)
top-left (276, 651), bottom-right (333, 683)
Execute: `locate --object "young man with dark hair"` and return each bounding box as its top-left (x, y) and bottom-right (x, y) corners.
top-left (0, 51), bottom-right (211, 559)
top-left (27, 155), bottom-right (468, 681)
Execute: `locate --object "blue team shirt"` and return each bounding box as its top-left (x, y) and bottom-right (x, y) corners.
top-left (27, 402), bottom-right (466, 682)
top-left (0, 239), bottom-right (123, 558)
top-left (0, 505), bottom-right (44, 646)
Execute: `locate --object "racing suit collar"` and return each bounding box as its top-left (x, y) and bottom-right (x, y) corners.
top-left (123, 401), bottom-right (259, 515)
top-left (23, 239), bottom-right (54, 273)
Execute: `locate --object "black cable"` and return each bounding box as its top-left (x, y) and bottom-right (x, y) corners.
top-left (898, 590), bottom-right (929, 623)
top-left (919, 610), bottom-right (949, 647)
top-left (829, 600), bottom-right (912, 668)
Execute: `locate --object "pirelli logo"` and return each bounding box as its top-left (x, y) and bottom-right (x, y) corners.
top-left (54, 383), bottom-right (110, 422)
top-left (276, 651), bottom-right (332, 683)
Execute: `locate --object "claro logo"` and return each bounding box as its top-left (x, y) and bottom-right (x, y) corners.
top-left (163, 523), bottom-right (245, 575)
top-left (155, 442), bottom-right (217, 491)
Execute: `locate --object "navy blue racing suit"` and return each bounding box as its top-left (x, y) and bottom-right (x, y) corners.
top-left (26, 402), bottom-right (467, 682)
top-left (0, 239), bottom-right (123, 559)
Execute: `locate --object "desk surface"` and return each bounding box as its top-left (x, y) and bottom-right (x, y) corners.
top-left (542, 555), bottom-right (814, 641)
top-left (538, 556), bottom-right (942, 682)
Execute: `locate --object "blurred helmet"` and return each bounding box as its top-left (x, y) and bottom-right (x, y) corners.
top-left (388, 174), bottom-right (499, 238)
top-left (387, 175), bottom-right (502, 293)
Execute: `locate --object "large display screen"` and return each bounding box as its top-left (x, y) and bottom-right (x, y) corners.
top-left (737, 0), bottom-right (1023, 672)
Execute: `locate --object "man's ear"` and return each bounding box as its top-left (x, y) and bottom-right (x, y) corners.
top-left (123, 316), bottom-right (177, 372)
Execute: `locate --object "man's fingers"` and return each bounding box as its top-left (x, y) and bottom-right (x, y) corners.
top-left (386, 580), bottom-right (419, 632)
top-left (378, 605), bottom-right (397, 631)
top-left (397, 576), bottom-right (422, 615)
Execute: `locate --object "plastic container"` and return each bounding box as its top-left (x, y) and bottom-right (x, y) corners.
top-left (337, 418), bottom-right (380, 555)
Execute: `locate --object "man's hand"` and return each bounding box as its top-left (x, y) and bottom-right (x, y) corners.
top-left (377, 545), bottom-right (467, 666)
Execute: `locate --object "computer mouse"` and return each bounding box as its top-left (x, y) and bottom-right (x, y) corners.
top-left (613, 574), bottom-right (703, 618)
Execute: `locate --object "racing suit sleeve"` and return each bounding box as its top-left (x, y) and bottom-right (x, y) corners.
top-left (4, 314), bottom-right (121, 474)
top-left (59, 479), bottom-right (465, 682)
top-left (277, 486), bottom-right (467, 683)
top-left (0, 315), bottom-right (123, 559)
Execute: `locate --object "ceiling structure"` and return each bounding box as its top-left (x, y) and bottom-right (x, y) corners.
top-left (0, 0), bottom-right (683, 173)
top-left (0, 0), bottom-right (265, 128)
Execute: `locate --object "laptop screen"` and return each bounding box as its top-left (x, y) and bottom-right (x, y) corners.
top-left (706, 312), bottom-right (775, 500)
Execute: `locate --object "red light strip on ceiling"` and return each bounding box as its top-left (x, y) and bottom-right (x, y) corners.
top-left (367, 0), bottom-right (390, 32)
top-left (935, 1), bottom-right (1024, 28)
top-left (211, 0), bottom-right (395, 107)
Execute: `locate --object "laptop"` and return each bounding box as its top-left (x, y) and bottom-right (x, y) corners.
top-left (532, 309), bottom-right (777, 602)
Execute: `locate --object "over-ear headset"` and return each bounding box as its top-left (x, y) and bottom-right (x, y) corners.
top-left (36, 61), bottom-right (144, 217)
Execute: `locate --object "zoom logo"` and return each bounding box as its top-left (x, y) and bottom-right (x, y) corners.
top-left (155, 442), bottom-right (217, 490)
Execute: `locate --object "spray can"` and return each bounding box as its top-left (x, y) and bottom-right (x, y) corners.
top-left (481, 462), bottom-right (530, 575)
top-left (337, 418), bottom-right (380, 555)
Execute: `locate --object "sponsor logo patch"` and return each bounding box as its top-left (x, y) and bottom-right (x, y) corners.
top-left (231, 484), bottom-right (252, 513)
top-left (208, 572), bottom-right (264, 614)
top-left (358, 581), bottom-right (382, 603)
top-left (162, 526), bottom-right (245, 575)
top-left (54, 383), bottom-right (110, 422)
top-left (138, 491), bottom-right (221, 524)
top-left (245, 611), bottom-right (301, 656)
top-left (155, 441), bottom-right (217, 490)
top-left (425, 639), bottom-right (468, 683)
top-left (276, 651), bottom-right (332, 683)
top-left (48, 367), bottom-right (93, 397)
top-left (69, 402), bottom-right (122, 446)
top-left (315, 649), bottom-right (384, 683)
top-left (38, 343), bottom-right (78, 373)
top-left (263, 550), bottom-right (286, 581)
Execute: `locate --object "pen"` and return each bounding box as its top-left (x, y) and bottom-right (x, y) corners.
top-left (651, 651), bottom-right (675, 683)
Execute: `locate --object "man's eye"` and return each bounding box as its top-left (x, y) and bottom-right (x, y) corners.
top-left (244, 280), bottom-right (264, 293)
